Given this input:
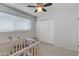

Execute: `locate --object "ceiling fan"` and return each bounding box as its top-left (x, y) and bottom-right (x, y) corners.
top-left (27, 3), bottom-right (52, 13)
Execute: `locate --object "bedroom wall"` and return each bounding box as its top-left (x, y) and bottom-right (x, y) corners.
top-left (0, 4), bottom-right (36, 44)
top-left (53, 5), bottom-right (78, 51)
top-left (37, 3), bottom-right (78, 51)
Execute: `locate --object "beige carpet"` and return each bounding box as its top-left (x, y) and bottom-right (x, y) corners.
top-left (39, 42), bottom-right (78, 56)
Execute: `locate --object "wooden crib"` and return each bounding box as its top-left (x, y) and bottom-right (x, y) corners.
top-left (0, 37), bottom-right (40, 56)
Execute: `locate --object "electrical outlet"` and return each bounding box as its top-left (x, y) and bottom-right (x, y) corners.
top-left (77, 18), bottom-right (79, 20)
top-left (78, 45), bottom-right (79, 47)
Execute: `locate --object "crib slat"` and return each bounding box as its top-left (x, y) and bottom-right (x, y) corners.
top-left (34, 46), bottom-right (36, 56)
top-left (32, 43), bottom-right (34, 56)
top-left (31, 47), bottom-right (33, 56)
top-left (12, 42), bottom-right (15, 54)
top-left (34, 45), bottom-right (37, 56)
top-left (37, 43), bottom-right (39, 55)
top-left (18, 43), bottom-right (20, 51)
top-left (27, 49), bottom-right (30, 56)
top-left (35, 45), bottom-right (38, 56)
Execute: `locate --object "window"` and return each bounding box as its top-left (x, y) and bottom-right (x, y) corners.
top-left (0, 12), bottom-right (31, 32)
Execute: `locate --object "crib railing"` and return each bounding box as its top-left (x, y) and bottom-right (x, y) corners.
top-left (10, 39), bottom-right (26, 54)
top-left (10, 40), bottom-right (40, 56)
top-left (0, 37), bottom-right (40, 56)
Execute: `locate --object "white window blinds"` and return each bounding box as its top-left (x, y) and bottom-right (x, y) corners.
top-left (0, 12), bottom-right (31, 32)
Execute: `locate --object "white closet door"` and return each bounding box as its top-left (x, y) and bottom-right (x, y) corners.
top-left (48, 20), bottom-right (54, 44)
top-left (36, 20), bottom-right (54, 44)
top-left (78, 21), bottom-right (79, 45)
top-left (36, 20), bottom-right (49, 43)
top-left (78, 21), bottom-right (79, 53)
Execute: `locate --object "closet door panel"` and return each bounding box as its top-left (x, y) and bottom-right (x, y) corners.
top-left (48, 20), bottom-right (54, 44)
top-left (36, 20), bottom-right (54, 44)
top-left (36, 21), bottom-right (49, 42)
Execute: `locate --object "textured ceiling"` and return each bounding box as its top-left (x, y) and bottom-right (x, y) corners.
top-left (2, 3), bottom-right (79, 20)
top-left (2, 3), bottom-right (53, 18)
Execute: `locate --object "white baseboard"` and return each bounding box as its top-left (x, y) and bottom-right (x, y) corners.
top-left (54, 44), bottom-right (78, 53)
top-left (40, 40), bottom-right (54, 45)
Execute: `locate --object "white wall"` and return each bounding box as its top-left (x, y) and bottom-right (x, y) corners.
top-left (0, 4), bottom-right (36, 44)
top-left (53, 4), bottom-right (78, 51)
top-left (37, 3), bottom-right (78, 51)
